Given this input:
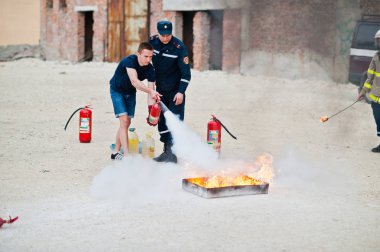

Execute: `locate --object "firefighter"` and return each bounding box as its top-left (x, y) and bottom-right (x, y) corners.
top-left (358, 29), bottom-right (380, 153)
top-left (149, 20), bottom-right (191, 163)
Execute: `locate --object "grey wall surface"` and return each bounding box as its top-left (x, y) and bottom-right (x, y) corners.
top-left (241, 0), bottom-right (362, 82)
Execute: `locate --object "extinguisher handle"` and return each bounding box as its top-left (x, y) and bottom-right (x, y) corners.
top-left (64, 107), bottom-right (84, 131)
top-left (213, 117), bottom-right (237, 140)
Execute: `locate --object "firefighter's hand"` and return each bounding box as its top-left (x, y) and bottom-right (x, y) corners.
top-left (358, 90), bottom-right (366, 101)
top-left (173, 92), bottom-right (184, 105)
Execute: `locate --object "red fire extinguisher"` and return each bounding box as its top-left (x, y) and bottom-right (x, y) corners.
top-left (147, 102), bottom-right (161, 126)
top-left (207, 115), bottom-right (237, 153)
top-left (64, 105), bottom-right (92, 143)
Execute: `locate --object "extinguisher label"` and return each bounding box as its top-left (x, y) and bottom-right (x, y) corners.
top-left (80, 118), bottom-right (90, 133)
top-left (209, 130), bottom-right (220, 152)
top-left (209, 130), bottom-right (219, 142)
top-left (149, 115), bottom-right (159, 124)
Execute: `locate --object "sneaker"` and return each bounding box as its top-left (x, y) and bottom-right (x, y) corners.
top-left (371, 144), bottom-right (380, 153)
top-left (110, 144), bottom-right (124, 154)
top-left (111, 152), bottom-right (123, 160)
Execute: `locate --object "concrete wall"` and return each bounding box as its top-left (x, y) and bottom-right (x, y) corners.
top-left (155, 0), bottom-right (246, 72)
top-left (35, 0), bottom-right (379, 82)
top-left (162, 0), bottom-right (247, 11)
top-left (241, 0), bottom-right (380, 83)
top-left (158, 0), bottom-right (380, 83)
top-left (242, 0), bottom-right (345, 82)
top-left (0, 0), bottom-right (40, 45)
top-left (360, 0), bottom-right (380, 14)
top-left (222, 9), bottom-right (241, 73)
top-left (193, 12), bottom-right (210, 71)
top-left (149, 1), bottom-right (177, 38)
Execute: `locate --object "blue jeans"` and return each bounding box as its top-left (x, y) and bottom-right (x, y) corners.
top-left (371, 102), bottom-right (380, 137)
top-left (110, 87), bottom-right (136, 118)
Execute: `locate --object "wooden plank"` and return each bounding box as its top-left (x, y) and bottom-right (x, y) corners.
top-left (124, 0), bottom-right (148, 56)
top-left (107, 0), bottom-right (148, 61)
top-left (107, 0), bottom-right (123, 62)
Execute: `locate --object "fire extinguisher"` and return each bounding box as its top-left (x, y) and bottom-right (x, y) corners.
top-left (147, 102), bottom-right (161, 126)
top-left (64, 105), bottom-right (92, 143)
top-left (207, 115), bottom-right (237, 153)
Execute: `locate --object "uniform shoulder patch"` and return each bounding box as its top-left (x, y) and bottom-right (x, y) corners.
top-left (172, 41), bottom-right (182, 49)
top-left (149, 35), bottom-right (159, 41)
top-left (183, 56), bottom-right (189, 64)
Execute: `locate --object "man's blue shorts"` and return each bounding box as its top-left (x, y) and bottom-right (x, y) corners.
top-left (110, 87), bottom-right (136, 118)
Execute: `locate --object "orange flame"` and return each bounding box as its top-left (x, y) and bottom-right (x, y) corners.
top-left (186, 153), bottom-right (274, 188)
top-left (320, 116), bottom-right (328, 123)
top-left (187, 175), bottom-right (264, 188)
top-left (248, 153), bottom-right (274, 183)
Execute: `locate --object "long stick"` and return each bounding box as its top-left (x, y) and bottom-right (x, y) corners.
top-left (329, 99), bottom-right (360, 119)
top-left (321, 99), bottom-right (360, 123)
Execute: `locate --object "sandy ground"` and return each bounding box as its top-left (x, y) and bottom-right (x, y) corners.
top-left (0, 58), bottom-right (379, 251)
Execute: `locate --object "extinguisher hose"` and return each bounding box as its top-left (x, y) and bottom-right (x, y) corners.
top-left (214, 118), bottom-right (237, 140)
top-left (64, 107), bottom-right (84, 131)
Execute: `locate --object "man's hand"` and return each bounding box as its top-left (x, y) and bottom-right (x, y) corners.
top-left (173, 92), bottom-right (184, 105)
top-left (150, 89), bottom-right (162, 102)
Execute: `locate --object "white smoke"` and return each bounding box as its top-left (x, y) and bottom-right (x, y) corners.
top-left (91, 110), bottom-right (265, 203)
top-left (164, 110), bottom-right (220, 169)
top-left (91, 109), bottom-right (230, 202)
top-left (272, 145), bottom-right (353, 192)
top-left (90, 155), bottom-right (183, 204)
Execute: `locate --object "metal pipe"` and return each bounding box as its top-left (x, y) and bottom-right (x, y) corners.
top-left (321, 99), bottom-right (361, 123)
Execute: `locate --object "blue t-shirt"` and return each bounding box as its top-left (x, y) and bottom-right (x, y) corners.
top-left (110, 54), bottom-right (155, 94)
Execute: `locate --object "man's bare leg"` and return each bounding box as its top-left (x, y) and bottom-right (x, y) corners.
top-left (115, 129), bottom-right (121, 153)
top-left (118, 115), bottom-right (131, 157)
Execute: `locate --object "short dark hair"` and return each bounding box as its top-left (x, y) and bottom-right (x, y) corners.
top-left (138, 42), bottom-right (153, 52)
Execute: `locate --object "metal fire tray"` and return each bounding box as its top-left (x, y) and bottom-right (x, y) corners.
top-left (182, 178), bottom-right (269, 199)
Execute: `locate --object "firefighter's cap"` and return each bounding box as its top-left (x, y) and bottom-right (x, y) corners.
top-left (375, 29), bottom-right (380, 39)
top-left (157, 21), bottom-right (172, 35)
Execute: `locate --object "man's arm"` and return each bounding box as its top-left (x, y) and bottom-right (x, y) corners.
top-left (177, 47), bottom-right (191, 94)
top-left (359, 57), bottom-right (376, 99)
top-left (364, 58), bottom-right (376, 91)
top-left (148, 81), bottom-right (156, 105)
top-left (127, 67), bottom-right (160, 101)
top-left (173, 46), bottom-right (191, 105)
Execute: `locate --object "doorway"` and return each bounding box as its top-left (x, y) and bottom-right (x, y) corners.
top-left (83, 11), bottom-right (94, 61)
top-left (183, 11), bottom-right (195, 68)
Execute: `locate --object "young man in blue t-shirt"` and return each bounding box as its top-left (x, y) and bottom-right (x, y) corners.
top-left (110, 42), bottom-right (161, 160)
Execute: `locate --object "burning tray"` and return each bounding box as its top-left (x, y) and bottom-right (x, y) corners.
top-left (182, 177), bottom-right (269, 199)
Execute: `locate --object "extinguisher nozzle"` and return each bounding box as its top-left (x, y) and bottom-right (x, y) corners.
top-left (158, 101), bottom-right (169, 113)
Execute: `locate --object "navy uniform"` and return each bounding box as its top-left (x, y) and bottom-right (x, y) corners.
top-left (149, 21), bottom-right (191, 163)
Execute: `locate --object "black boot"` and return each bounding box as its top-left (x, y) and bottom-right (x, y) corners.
top-left (371, 144), bottom-right (380, 153)
top-left (153, 143), bottom-right (178, 163)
